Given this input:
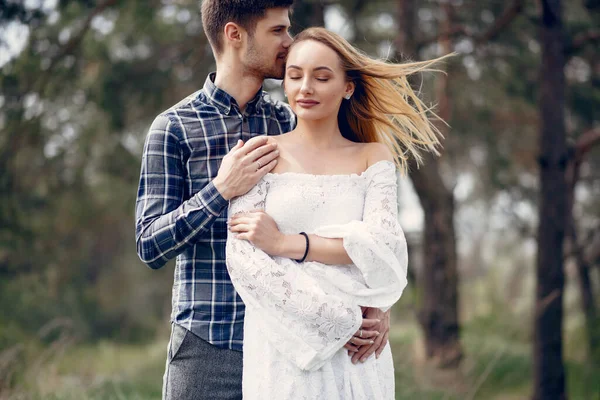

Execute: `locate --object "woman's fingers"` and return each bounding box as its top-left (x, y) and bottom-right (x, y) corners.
top-left (236, 233), bottom-right (251, 242)
top-left (228, 212), bottom-right (264, 227)
top-left (229, 224), bottom-right (252, 233)
top-left (228, 215), bottom-right (252, 225)
top-left (228, 214), bottom-right (260, 232)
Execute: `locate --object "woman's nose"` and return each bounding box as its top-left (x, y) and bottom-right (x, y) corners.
top-left (300, 79), bottom-right (313, 94)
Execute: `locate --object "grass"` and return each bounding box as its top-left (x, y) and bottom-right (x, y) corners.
top-left (2, 320), bottom-right (599, 400)
top-left (2, 340), bottom-right (165, 400)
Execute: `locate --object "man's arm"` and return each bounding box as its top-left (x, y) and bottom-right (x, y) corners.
top-left (135, 114), bottom-right (229, 269)
top-left (135, 115), bottom-right (280, 269)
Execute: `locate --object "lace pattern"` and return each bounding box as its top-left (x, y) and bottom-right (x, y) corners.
top-left (225, 160), bottom-right (406, 398)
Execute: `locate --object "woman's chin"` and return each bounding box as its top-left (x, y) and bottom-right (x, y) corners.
top-left (294, 109), bottom-right (328, 121)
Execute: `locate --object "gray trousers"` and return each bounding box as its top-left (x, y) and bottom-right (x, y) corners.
top-left (162, 323), bottom-right (243, 400)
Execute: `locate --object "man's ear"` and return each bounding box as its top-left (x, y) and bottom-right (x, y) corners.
top-left (223, 22), bottom-right (244, 49)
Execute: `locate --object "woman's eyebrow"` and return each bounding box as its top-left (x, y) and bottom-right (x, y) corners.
top-left (286, 65), bottom-right (334, 72)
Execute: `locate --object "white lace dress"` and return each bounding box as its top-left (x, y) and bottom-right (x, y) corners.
top-left (225, 160), bottom-right (408, 399)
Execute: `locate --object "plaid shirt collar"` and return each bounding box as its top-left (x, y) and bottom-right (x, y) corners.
top-left (203, 72), bottom-right (265, 115)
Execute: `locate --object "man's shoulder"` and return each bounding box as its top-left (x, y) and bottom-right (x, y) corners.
top-left (150, 89), bottom-right (218, 135)
top-left (161, 89), bottom-right (219, 118)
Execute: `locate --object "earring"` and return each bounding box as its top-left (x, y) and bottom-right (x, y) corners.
top-left (344, 94), bottom-right (352, 100)
top-left (284, 92), bottom-right (288, 98)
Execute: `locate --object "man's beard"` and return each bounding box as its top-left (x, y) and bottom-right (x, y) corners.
top-left (245, 41), bottom-right (286, 80)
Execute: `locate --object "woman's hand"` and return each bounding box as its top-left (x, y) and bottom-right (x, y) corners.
top-left (348, 307), bottom-right (390, 363)
top-left (228, 211), bottom-right (285, 256)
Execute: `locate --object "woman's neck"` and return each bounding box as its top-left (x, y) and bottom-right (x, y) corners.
top-left (292, 117), bottom-right (345, 150)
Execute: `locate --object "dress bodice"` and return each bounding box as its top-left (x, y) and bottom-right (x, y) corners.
top-left (263, 169), bottom-right (371, 235)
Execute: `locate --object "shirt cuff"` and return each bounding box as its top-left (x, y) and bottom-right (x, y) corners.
top-left (195, 181), bottom-right (229, 216)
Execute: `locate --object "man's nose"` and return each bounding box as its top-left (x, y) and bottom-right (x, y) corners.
top-left (282, 31), bottom-right (293, 48)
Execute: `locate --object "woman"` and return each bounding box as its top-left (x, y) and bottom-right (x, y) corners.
top-left (226, 27), bottom-right (446, 399)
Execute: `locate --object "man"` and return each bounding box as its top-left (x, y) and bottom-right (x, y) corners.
top-left (135, 1), bottom-right (390, 398)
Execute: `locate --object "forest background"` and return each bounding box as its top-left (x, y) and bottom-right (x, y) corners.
top-left (1, 0), bottom-right (599, 399)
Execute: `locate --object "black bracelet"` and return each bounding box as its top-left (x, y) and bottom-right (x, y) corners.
top-left (295, 232), bottom-right (310, 263)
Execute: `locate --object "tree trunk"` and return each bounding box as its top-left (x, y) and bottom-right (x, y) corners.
top-left (533, 0), bottom-right (567, 399)
top-left (396, 0), bottom-right (463, 367)
top-left (310, 2), bottom-right (325, 27)
top-left (293, 1), bottom-right (326, 30)
top-left (566, 132), bottom-right (600, 366)
top-left (411, 159), bottom-right (462, 367)
top-left (571, 224), bottom-right (599, 365)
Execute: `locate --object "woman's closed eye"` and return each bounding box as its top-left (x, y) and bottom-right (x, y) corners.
top-left (287, 76), bottom-right (330, 82)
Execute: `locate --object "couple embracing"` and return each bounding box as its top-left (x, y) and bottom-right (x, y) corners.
top-left (135, 1), bottom-right (444, 399)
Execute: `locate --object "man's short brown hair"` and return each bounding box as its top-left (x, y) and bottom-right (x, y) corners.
top-left (201, 0), bottom-right (294, 54)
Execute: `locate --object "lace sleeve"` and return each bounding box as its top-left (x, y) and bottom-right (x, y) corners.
top-left (226, 179), bottom-right (362, 371)
top-left (313, 161), bottom-right (408, 311)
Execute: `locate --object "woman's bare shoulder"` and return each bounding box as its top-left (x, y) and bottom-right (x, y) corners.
top-left (358, 142), bottom-right (394, 167)
top-left (267, 132), bottom-right (295, 146)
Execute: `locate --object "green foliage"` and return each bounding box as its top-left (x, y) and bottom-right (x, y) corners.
top-left (0, 0), bottom-right (206, 352)
top-left (0, 0), bottom-right (598, 396)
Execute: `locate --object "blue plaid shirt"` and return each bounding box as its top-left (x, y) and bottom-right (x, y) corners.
top-left (135, 73), bottom-right (295, 350)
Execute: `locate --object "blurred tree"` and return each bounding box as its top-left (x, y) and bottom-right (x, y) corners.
top-left (392, 0), bottom-right (529, 368)
top-left (396, 0), bottom-right (463, 368)
top-left (533, 0), bottom-right (568, 398)
top-left (562, 0), bottom-right (600, 367)
top-left (292, 0), bottom-right (327, 30)
top-left (0, 0), bottom-right (216, 347)
top-left (1, 1), bottom-right (599, 396)
top-left (566, 128), bottom-right (600, 366)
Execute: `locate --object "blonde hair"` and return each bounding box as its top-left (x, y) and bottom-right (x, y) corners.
top-left (291, 27), bottom-right (451, 173)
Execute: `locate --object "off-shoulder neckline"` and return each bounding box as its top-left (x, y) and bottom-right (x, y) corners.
top-left (264, 160), bottom-right (395, 180)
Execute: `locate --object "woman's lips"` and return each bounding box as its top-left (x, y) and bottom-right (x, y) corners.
top-left (296, 100), bottom-right (320, 108)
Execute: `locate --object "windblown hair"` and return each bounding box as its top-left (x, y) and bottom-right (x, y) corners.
top-left (291, 27), bottom-right (451, 173)
top-left (201, 0), bottom-right (294, 54)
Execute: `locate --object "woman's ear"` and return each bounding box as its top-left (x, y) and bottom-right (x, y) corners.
top-left (345, 81), bottom-right (355, 98)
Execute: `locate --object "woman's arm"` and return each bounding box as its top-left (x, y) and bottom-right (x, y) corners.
top-left (228, 213), bottom-right (352, 264)
top-left (280, 234), bottom-right (352, 264)
top-left (229, 142), bottom-right (394, 266)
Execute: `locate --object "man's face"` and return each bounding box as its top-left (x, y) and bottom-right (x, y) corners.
top-left (242, 8), bottom-right (292, 80)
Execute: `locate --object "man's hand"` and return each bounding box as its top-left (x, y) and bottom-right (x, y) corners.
top-left (343, 313), bottom-right (381, 355)
top-left (228, 211), bottom-right (284, 255)
top-left (348, 308), bottom-right (390, 364)
top-left (213, 136), bottom-right (279, 200)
